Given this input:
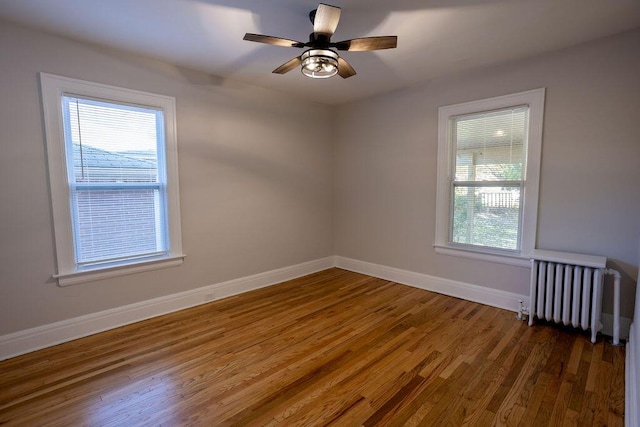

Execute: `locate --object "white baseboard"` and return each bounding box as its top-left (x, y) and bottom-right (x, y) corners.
top-left (335, 256), bottom-right (528, 313)
top-left (0, 256), bottom-right (335, 361)
top-left (601, 313), bottom-right (632, 341)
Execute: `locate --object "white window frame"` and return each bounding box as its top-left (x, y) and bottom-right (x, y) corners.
top-left (434, 88), bottom-right (545, 267)
top-left (40, 73), bottom-right (184, 286)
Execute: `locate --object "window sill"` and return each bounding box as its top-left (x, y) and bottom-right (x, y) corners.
top-left (433, 244), bottom-right (531, 267)
top-left (53, 254), bottom-right (186, 286)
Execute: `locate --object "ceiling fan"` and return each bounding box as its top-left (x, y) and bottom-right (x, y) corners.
top-left (243, 3), bottom-right (397, 79)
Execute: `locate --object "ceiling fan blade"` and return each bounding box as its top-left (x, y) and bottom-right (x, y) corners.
top-left (334, 36), bottom-right (397, 51)
top-left (313, 3), bottom-right (341, 37)
top-left (337, 57), bottom-right (356, 78)
top-left (243, 33), bottom-right (305, 48)
top-left (272, 57), bottom-right (302, 74)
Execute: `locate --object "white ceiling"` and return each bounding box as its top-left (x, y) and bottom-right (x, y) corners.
top-left (2, 0), bottom-right (640, 105)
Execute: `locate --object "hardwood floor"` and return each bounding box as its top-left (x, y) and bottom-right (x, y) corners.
top-left (0, 268), bottom-right (625, 426)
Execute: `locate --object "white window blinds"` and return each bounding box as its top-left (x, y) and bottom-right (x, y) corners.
top-left (450, 106), bottom-right (529, 250)
top-left (61, 96), bottom-right (169, 266)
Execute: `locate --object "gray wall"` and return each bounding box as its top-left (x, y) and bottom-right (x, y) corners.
top-left (0, 21), bottom-right (334, 335)
top-left (334, 29), bottom-right (640, 318)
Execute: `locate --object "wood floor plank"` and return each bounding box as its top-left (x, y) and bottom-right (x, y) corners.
top-left (549, 379), bottom-right (574, 426)
top-left (0, 268), bottom-right (626, 426)
top-left (609, 343), bottom-right (626, 424)
top-left (494, 329), bottom-right (556, 426)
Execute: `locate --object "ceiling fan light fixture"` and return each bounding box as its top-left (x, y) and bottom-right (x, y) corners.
top-left (301, 49), bottom-right (339, 79)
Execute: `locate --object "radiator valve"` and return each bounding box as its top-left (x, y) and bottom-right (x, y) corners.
top-left (516, 300), bottom-right (529, 321)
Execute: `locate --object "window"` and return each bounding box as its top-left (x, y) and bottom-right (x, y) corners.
top-left (435, 89), bottom-right (545, 266)
top-left (40, 73), bottom-right (184, 285)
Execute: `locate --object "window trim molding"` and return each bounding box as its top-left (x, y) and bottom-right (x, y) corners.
top-left (40, 73), bottom-right (184, 286)
top-left (52, 255), bottom-right (186, 287)
top-left (434, 88), bottom-right (545, 265)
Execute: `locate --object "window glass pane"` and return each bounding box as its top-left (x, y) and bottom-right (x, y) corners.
top-left (452, 185), bottom-right (521, 250)
top-left (73, 189), bottom-right (166, 264)
top-left (64, 96), bottom-right (160, 184)
top-left (62, 95), bottom-right (168, 266)
top-left (454, 107), bottom-right (528, 182)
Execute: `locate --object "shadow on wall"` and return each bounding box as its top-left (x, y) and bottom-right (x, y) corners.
top-left (606, 259), bottom-right (638, 318)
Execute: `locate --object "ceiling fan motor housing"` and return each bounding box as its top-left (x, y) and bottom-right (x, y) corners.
top-left (309, 32), bottom-right (331, 48)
